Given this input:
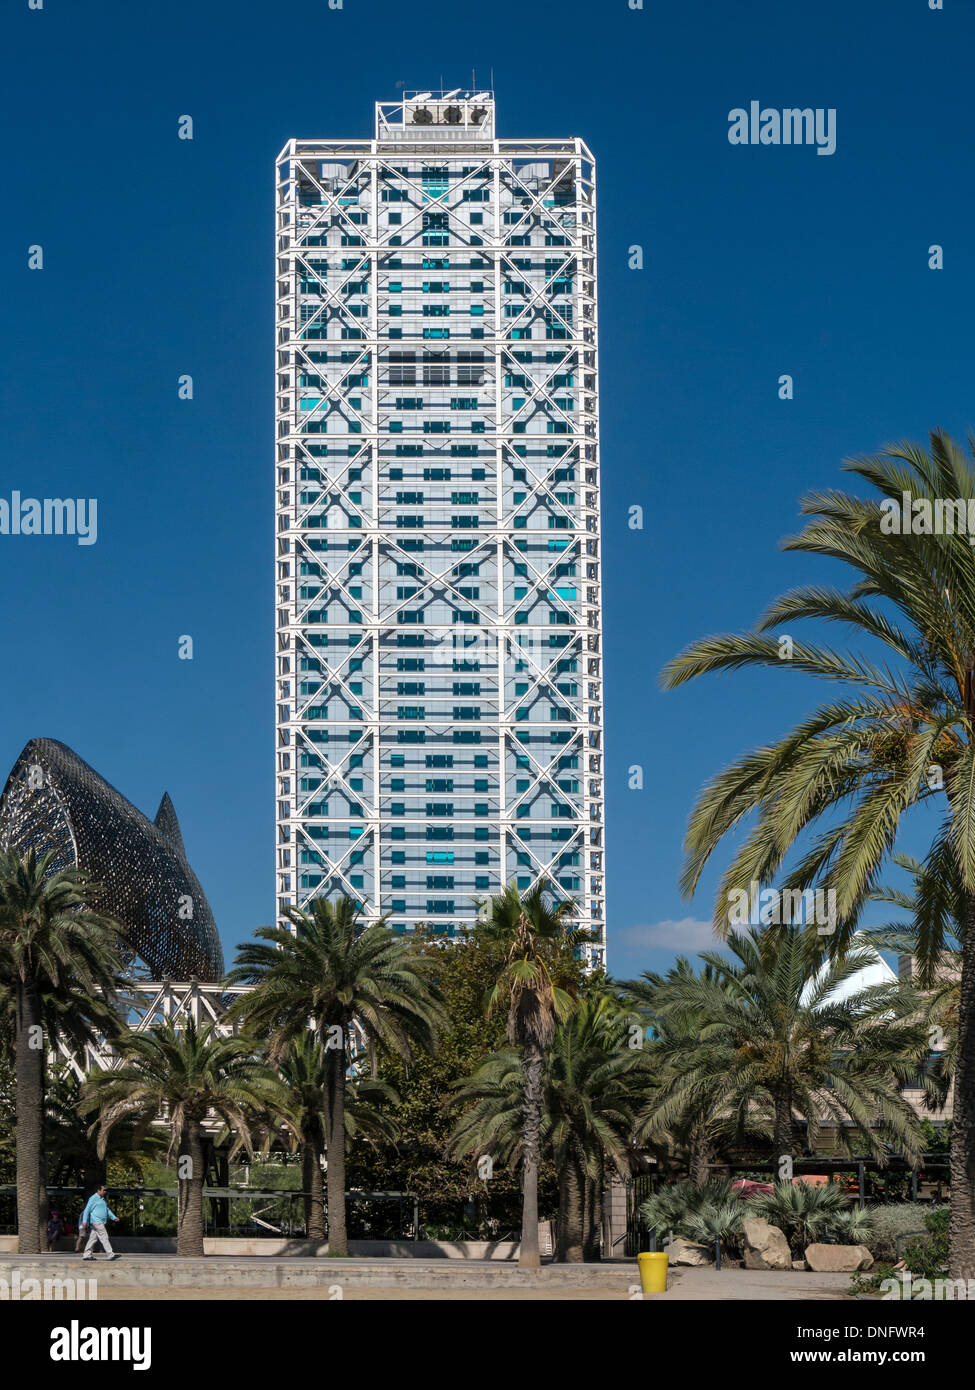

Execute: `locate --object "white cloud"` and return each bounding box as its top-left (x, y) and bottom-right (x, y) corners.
top-left (613, 918), bottom-right (721, 953)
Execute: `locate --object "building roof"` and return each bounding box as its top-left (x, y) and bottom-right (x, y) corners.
top-left (800, 938), bottom-right (898, 1009)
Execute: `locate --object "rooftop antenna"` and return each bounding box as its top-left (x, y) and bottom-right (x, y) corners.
top-left (490, 66), bottom-right (494, 93)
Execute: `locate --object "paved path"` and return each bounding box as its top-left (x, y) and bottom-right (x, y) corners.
top-left (659, 1267), bottom-right (853, 1301)
top-left (0, 1253), bottom-right (632, 1292)
top-left (0, 1254), bottom-right (855, 1300)
top-left (83, 1286), bottom-right (635, 1301)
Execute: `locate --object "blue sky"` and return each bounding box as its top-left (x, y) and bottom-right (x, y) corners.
top-left (1, 0), bottom-right (972, 981)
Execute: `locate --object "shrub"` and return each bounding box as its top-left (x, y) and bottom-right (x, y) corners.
top-left (849, 1261), bottom-right (898, 1297)
top-left (751, 1181), bottom-right (872, 1255)
top-left (902, 1206), bottom-right (949, 1280)
top-left (639, 1180), bottom-right (747, 1253)
top-left (682, 1196), bottom-right (750, 1250)
top-left (850, 1208), bottom-right (950, 1295)
top-left (829, 1205), bottom-right (877, 1246)
top-left (866, 1204), bottom-right (933, 1263)
top-left (924, 1205), bottom-right (949, 1239)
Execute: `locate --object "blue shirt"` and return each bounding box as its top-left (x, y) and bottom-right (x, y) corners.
top-left (81, 1194), bottom-right (116, 1226)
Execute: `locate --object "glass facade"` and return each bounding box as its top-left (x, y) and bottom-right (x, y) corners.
top-left (274, 94), bottom-right (605, 966)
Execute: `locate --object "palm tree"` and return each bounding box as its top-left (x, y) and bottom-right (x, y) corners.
top-left (264, 1032), bottom-right (329, 1241)
top-left (637, 928), bottom-right (928, 1164)
top-left (544, 996), bottom-right (642, 1260)
top-left (479, 883), bottom-right (590, 1266)
top-left (858, 854), bottom-right (961, 1126)
top-left (450, 995), bottom-right (642, 1262)
top-left (264, 1032), bottom-right (400, 1242)
top-left (227, 895), bottom-right (443, 1256)
top-left (84, 1019), bottom-right (277, 1256)
top-left (661, 431), bottom-right (975, 1276)
top-left (623, 958), bottom-right (744, 1186)
top-left (46, 1064), bottom-right (162, 1192)
top-left (0, 849), bottom-right (124, 1253)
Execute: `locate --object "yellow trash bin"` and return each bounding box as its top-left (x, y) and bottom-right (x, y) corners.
top-left (637, 1251), bottom-right (669, 1294)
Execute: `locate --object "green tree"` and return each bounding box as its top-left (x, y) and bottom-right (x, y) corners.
top-left (46, 1064), bottom-right (162, 1191)
top-left (865, 852), bottom-right (960, 1113)
top-left (262, 1032), bottom-right (329, 1242)
top-left (480, 883), bottom-right (591, 1267)
top-left (636, 928), bottom-right (927, 1164)
top-left (451, 992), bottom-right (641, 1261)
top-left (661, 432), bottom-right (975, 1276)
top-left (623, 958), bottom-right (747, 1186)
top-left (84, 1019), bottom-right (277, 1256)
top-left (264, 1032), bottom-right (400, 1241)
top-left (228, 895), bottom-right (443, 1255)
top-left (0, 849), bottom-right (123, 1253)
top-left (0, 1052), bottom-right (15, 1187)
top-left (345, 924), bottom-right (529, 1234)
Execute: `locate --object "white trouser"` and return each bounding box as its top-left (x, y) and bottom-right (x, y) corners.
top-left (83, 1221), bottom-right (113, 1256)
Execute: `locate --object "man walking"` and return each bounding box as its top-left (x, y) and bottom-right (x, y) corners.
top-left (80, 1184), bottom-right (119, 1260)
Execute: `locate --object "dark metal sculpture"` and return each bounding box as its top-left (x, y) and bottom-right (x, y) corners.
top-left (0, 738), bottom-right (224, 981)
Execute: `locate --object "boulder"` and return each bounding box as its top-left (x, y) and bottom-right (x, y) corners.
top-left (742, 1217), bottom-right (792, 1271)
top-left (792, 1259), bottom-right (807, 1271)
top-left (667, 1237), bottom-right (711, 1267)
top-left (804, 1243), bottom-right (873, 1273)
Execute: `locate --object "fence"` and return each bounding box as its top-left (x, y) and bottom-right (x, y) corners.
top-left (0, 1186), bottom-right (421, 1242)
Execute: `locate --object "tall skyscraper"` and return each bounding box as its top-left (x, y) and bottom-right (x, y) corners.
top-left (274, 92), bottom-right (605, 967)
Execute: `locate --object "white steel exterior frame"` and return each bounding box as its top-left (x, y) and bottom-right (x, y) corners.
top-left (274, 94), bottom-right (605, 966)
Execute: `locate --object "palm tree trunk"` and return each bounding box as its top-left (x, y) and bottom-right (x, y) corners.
top-left (177, 1120), bottom-right (206, 1257)
top-left (689, 1128), bottom-right (713, 1188)
top-left (774, 1092), bottom-right (794, 1165)
top-left (302, 1135), bottom-right (326, 1242)
top-left (324, 1043), bottom-right (348, 1256)
top-left (584, 1162), bottom-right (603, 1262)
top-left (556, 1156), bottom-right (584, 1262)
top-left (38, 1147), bottom-right (50, 1252)
top-left (520, 1039), bottom-right (544, 1267)
top-left (15, 979), bottom-right (44, 1255)
top-left (949, 890), bottom-right (975, 1277)
top-left (580, 1172), bottom-right (590, 1262)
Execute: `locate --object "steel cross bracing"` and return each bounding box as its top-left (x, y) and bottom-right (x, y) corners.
top-left (52, 981), bottom-right (370, 1140)
top-left (275, 98), bottom-right (605, 968)
top-left (52, 981), bottom-right (252, 1083)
